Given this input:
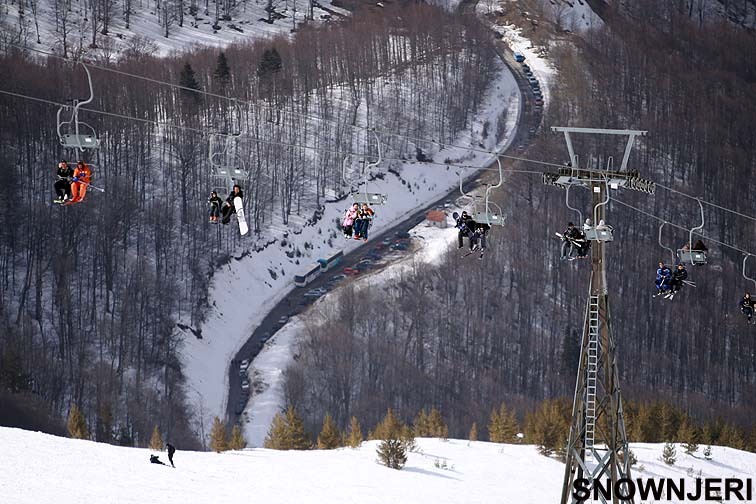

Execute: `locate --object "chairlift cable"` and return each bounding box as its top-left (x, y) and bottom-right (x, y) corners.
top-left (0, 87), bottom-right (545, 175)
top-left (612, 197), bottom-right (755, 258)
top-left (3, 42), bottom-right (569, 169)
top-left (654, 181), bottom-right (756, 224)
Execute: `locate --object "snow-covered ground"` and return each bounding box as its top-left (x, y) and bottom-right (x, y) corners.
top-left (181, 61), bottom-right (521, 439)
top-left (2, 427), bottom-right (754, 504)
top-left (1, 0), bottom-right (348, 57)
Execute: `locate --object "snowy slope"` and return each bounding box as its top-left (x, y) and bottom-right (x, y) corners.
top-left (1, 0), bottom-right (348, 57)
top-left (1, 427), bottom-right (754, 504)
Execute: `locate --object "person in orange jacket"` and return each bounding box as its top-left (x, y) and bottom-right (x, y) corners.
top-left (67, 161), bottom-right (92, 204)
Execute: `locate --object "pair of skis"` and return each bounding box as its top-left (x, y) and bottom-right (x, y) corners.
top-left (653, 280), bottom-right (696, 301)
top-left (461, 246), bottom-right (484, 260)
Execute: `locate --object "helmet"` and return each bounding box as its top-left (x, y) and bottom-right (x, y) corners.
top-left (567, 222), bottom-right (574, 227)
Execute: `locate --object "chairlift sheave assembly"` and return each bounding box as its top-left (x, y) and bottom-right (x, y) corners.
top-left (56, 62), bottom-right (100, 151)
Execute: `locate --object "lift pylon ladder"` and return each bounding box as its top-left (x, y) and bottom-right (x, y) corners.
top-left (544, 127), bottom-right (655, 504)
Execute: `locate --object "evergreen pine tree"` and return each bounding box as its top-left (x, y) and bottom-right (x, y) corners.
top-left (499, 403), bottom-right (519, 443)
top-left (401, 424), bottom-right (417, 452)
top-left (179, 62), bottom-right (201, 105)
top-left (662, 442), bottom-right (677, 465)
top-left (376, 438), bottom-right (407, 470)
top-left (67, 404), bottom-right (88, 440)
top-left (257, 48), bottom-right (283, 78)
top-left (469, 422), bottom-right (478, 442)
top-left (719, 424), bottom-right (746, 450)
top-left (346, 416), bottom-right (363, 448)
top-left (372, 408), bottom-right (403, 440)
top-left (703, 445), bottom-right (712, 460)
top-left (659, 403), bottom-right (678, 441)
top-left (317, 413), bottom-right (341, 449)
top-left (427, 408), bottom-right (448, 439)
top-left (209, 417), bottom-right (228, 453)
top-left (488, 408), bottom-right (502, 442)
top-left (413, 408), bottom-right (430, 437)
top-left (213, 52), bottom-right (231, 88)
top-left (229, 424), bottom-right (247, 450)
top-left (527, 400), bottom-right (569, 457)
top-left (285, 405), bottom-right (310, 450)
top-left (149, 425), bottom-right (164, 450)
top-left (678, 416), bottom-right (699, 454)
top-left (264, 412), bottom-right (289, 449)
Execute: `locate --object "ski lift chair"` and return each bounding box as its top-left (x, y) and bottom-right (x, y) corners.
top-left (352, 192), bottom-right (387, 206)
top-left (56, 63), bottom-right (100, 151)
top-left (676, 199), bottom-right (707, 265)
top-left (583, 180), bottom-right (614, 242)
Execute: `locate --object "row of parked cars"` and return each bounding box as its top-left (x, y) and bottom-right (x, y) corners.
top-left (514, 52), bottom-right (544, 108)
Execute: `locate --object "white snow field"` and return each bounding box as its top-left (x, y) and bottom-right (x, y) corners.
top-left (1, 427), bottom-right (755, 504)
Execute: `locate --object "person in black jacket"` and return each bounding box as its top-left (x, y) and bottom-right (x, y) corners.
top-left (150, 454), bottom-right (166, 465)
top-left (166, 443), bottom-right (176, 467)
top-left (740, 292), bottom-right (754, 324)
top-left (208, 191), bottom-right (222, 223)
top-left (560, 222), bottom-right (585, 261)
top-left (453, 211), bottom-right (475, 250)
top-left (471, 221), bottom-right (491, 258)
top-left (53, 160), bottom-right (74, 203)
top-left (221, 185), bottom-right (244, 224)
top-left (668, 263), bottom-right (688, 298)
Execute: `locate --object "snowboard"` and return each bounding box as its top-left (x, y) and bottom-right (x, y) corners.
top-left (234, 196), bottom-right (248, 236)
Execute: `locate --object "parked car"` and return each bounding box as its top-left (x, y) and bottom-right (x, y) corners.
top-left (277, 315), bottom-right (289, 325)
top-left (391, 243), bottom-right (409, 251)
top-left (234, 400), bottom-right (246, 415)
top-left (330, 274), bottom-right (347, 283)
top-left (521, 63), bottom-right (530, 72)
top-left (344, 267), bottom-right (361, 276)
top-left (523, 68), bottom-right (533, 77)
top-left (239, 359), bottom-right (250, 372)
top-left (381, 238), bottom-right (392, 246)
top-left (241, 379), bottom-right (250, 391)
top-left (532, 88), bottom-right (542, 97)
top-left (260, 332), bottom-right (271, 342)
top-left (534, 98), bottom-right (544, 106)
top-left (514, 52), bottom-right (525, 62)
top-left (395, 231), bottom-right (411, 239)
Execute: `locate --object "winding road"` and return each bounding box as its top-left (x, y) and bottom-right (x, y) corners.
top-left (224, 8), bottom-right (543, 424)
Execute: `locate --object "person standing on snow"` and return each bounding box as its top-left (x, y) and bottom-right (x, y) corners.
top-left (166, 443), bottom-right (176, 467)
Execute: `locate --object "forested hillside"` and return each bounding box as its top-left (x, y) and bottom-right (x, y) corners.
top-left (285, 1), bottom-right (756, 438)
top-left (0, 5), bottom-right (498, 446)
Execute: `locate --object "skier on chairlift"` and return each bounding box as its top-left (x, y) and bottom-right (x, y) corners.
top-left (342, 202), bottom-right (359, 238)
top-left (208, 191), bottom-right (222, 223)
top-left (453, 211), bottom-right (475, 250)
top-left (667, 263), bottom-right (689, 300)
top-left (471, 221), bottom-right (491, 259)
top-left (65, 161), bottom-right (92, 205)
top-left (354, 203), bottom-right (375, 241)
top-left (53, 160), bottom-right (74, 204)
top-left (221, 185), bottom-right (243, 225)
top-left (654, 261), bottom-right (672, 297)
top-left (740, 292), bottom-right (755, 324)
top-left (560, 222), bottom-right (587, 261)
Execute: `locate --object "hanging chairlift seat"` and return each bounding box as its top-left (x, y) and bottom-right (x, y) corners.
top-left (474, 211), bottom-right (504, 227)
top-left (677, 249), bottom-right (707, 265)
top-left (351, 192), bottom-right (387, 206)
top-left (584, 222), bottom-right (614, 242)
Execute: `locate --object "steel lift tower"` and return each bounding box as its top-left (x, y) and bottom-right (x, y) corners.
top-left (543, 127), bottom-right (655, 504)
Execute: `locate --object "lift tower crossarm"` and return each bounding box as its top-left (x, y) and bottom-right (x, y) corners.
top-left (551, 127), bottom-right (647, 172)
